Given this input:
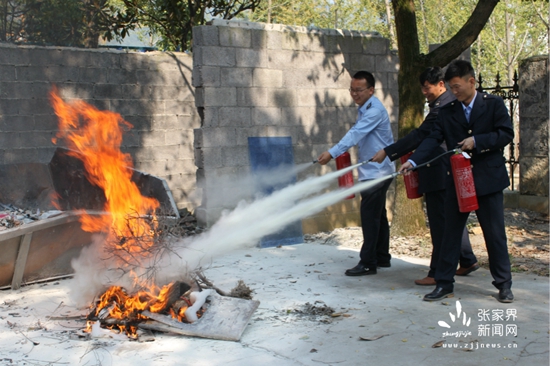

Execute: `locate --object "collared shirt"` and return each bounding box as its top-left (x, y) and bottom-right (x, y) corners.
top-left (328, 95), bottom-right (395, 180)
top-left (462, 91), bottom-right (477, 116)
top-left (462, 91), bottom-right (477, 146)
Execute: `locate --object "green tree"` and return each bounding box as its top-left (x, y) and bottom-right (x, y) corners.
top-left (413, 0), bottom-right (548, 84)
top-left (97, 0), bottom-right (261, 51)
top-left (244, 0), bottom-right (392, 38)
top-left (24, 0), bottom-right (86, 47)
top-left (0, 0), bottom-right (25, 42)
top-left (479, 0), bottom-right (549, 83)
top-left (1, 0), bottom-right (108, 47)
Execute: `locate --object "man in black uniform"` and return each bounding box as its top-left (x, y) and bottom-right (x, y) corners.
top-left (401, 60), bottom-right (514, 303)
top-left (372, 67), bottom-right (478, 286)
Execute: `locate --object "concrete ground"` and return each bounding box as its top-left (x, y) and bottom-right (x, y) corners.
top-left (0, 243), bottom-right (548, 366)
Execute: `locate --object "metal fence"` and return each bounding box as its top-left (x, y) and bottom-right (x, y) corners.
top-left (476, 71), bottom-right (519, 190)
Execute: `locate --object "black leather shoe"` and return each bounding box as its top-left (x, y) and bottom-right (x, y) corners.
top-left (377, 262), bottom-right (391, 268)
top-left (423, 287), bottom-right (454, 301)
top-left (498, 288), bottom-right (514, 303)
top-left (345, 263), bottom-right (377, 276)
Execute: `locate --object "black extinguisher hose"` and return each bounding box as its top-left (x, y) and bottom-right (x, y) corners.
top-left (407, 148), bottom-right (460, 172)
top-left (311, 148), bottom-right (461, 178)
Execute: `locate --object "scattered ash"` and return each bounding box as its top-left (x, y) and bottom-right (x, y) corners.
top-left (229, 280), bottom-right (253, 300)
top-left (282, 301), bottom-right (335, 323)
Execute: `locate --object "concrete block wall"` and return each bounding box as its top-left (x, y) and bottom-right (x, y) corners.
top-left (518, 55), bottom-right (549, 214)
top-left (192, 20), bottom-right (399, 231)
top-left (0, 44), bottom-right (200, 210)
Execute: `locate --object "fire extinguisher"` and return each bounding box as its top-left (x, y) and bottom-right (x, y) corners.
top-left (400, 152), bottom-right (422, 199)
top-left (335, 152), bottom-right (355, 200)
top-left (450, 151), bottom-right (479, 212)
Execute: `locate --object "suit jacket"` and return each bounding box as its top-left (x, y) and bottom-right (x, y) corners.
top-left (411, 92), bottom-right (513, 197)
top-left (384, 90), bottom-right (455, 194)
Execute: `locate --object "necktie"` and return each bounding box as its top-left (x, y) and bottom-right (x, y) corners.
top-left (464, 106), bottom-right (471, 122)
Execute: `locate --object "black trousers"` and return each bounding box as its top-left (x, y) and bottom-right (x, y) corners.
top-left (424, 189), bottom-right (477, 278)
top-left (359, 179), bottom-right (392, 267)
top-left (434, 188), bottom-right (512, 291)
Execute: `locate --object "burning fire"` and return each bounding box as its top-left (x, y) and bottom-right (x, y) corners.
top-left (50, 88), bottom-right (159, 254)
top-left (50, 88), bottom-right (190, 336)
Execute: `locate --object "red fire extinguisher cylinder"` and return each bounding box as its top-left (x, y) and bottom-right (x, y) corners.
top-left (400, 152), bottom-right (422, 199)
top-left (450, 152), bottom-right (479, 212)
top-left (335, 152), bottom-right (355, 200)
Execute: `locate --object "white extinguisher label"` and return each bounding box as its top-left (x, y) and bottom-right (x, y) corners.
top-left (456, 167), bottom-right (476, 198)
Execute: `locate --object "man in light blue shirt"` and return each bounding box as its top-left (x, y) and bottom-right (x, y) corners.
top-left (318, 71), bottom-right (395, 276)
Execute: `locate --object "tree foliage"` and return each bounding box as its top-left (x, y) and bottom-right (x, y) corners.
top-left (1, 0), bottom-right (261, 50)
top-left (25, 0), bottom-right (89, 47)
top-left (96, 0), bottom-right (261, 51)
top-left (478, 0), bottom-right (549, 83)
top-left (243, 0), bottom-right (391, 37)
top-left (0, 0), bottom-right (108, 47)
top-left (241, 0), bottom-right (548, 84)
top-left (412, 0), bottom-right (548, 83)
top-left (0, 0), bottom-right (24, 42)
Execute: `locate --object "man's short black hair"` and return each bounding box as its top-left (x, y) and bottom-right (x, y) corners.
top-left (353, 71), bottom-right (375, 88)
top-left (419, 67), bottom-right (444, 86)
top-left (444, 60), bottom-right (475, 81)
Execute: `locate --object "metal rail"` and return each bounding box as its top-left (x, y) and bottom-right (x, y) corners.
top-left (476, 71), bottom-right (519, 190)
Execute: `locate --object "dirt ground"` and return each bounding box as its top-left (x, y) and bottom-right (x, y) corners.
top-left (304, 207), bottom-right (549, 277)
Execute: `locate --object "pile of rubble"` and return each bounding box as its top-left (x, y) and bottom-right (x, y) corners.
top-left (0, 203), bottom-right (63, 231)
top-left (0, 203), bottom-right (204, 237)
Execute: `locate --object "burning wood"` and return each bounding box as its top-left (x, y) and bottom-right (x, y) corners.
top-left (84, 278), bottom-right (258, 341)
top-left (48, 90), bottom-right (259, 342)
top-left (140, 292), bottom-right (260, 342)
top-left (86, 281), bottom-right (192, 336)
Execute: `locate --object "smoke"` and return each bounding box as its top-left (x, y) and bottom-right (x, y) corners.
top-left (70, 234), bottom-right (136, 307)
top-left (69, 161), bottom-right (393, 304)
top-left (152, 165), bottom-right (391, 286)
top-left (198, 161), bottom-right (315, 208)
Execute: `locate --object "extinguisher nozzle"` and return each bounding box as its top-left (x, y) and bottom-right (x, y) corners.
top-left (359, 158), bottom-right (374, 165)
top-left (312, 159), bottom-right (319, 164)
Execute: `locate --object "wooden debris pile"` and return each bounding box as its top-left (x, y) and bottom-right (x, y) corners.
top-left (82, 276), bottom-right (258, 342)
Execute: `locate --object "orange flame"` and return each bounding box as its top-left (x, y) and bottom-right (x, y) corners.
top-left (50, 88), bottom-right (159, 256)
top-left (50, 88), bottom-right (173, 336)
top-left (92, 282), bottom-right (186, 335)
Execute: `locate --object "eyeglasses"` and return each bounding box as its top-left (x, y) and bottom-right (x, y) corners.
top-left (349, 87), bottom-right (370, 94)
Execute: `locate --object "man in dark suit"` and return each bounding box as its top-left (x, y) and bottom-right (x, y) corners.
top-left (372, 67), bottom-right (478, 286)
top-left (400, 60), bottom-right (514, 303)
